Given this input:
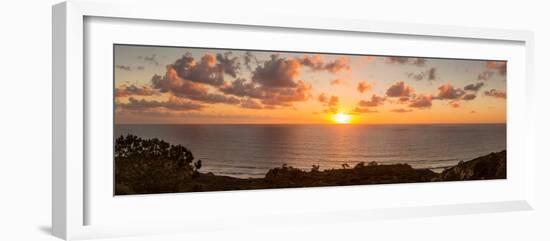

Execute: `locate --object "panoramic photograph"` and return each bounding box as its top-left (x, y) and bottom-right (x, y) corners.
top-left (113, 44), bottom-right (507, 195)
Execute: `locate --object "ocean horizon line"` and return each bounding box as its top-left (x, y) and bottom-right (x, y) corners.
top-left (115, 122), bottom-right (506, 126)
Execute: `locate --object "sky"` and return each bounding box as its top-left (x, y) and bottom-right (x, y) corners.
top-left (114, 44), bottom-right (507, 124)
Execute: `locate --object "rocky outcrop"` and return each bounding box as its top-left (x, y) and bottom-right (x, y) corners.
top-left (434, 150), bottom-right (506, 181)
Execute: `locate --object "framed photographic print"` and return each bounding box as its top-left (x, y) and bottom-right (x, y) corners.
top-left (53, 0), bottom-right (535, 240)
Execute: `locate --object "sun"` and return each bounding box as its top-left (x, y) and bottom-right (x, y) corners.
top-left (333, 112), bottom-right (352, 124)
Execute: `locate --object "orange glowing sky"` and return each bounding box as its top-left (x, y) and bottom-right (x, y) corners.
top-left (114, 44), bottom-right (506, 124)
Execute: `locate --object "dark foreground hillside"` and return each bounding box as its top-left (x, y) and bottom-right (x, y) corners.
top-left (114, 135), bottom-right (506, 195)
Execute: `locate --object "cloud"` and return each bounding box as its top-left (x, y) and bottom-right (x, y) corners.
top-left (219, 78), bottom-right (263, 98)
top-left (464, 82), bottom-right (485, 92)
top-left (324, 57), bottom-right (351, 73)
top-left (353, 107), bottom-right (378, 114)
top-left (387, 57), bottom-right (426, 66)
top-left (386, 81), bottom-right (414, 97)
top-left (219, 77), bottom-right (312, 108)
top-left (449, 100), bottom-right (460, 108)
top-left (171, 52), bottom-right (240, 86)
top-left (151, 66), bottom-right (240, 105)
top-left (318, 93), bottom-right (339, 107)
top-left (477, 61), bottom-right (506, 80)
top-left (486, 61), bottom-right (507, 76)
top-left (119, 96), bottom-right (204, 112)
top-left (407, 72), bottom-right (424, 81)
top-left (243, 51), bottom-right (258, 71)
top-left (407, 67), bottom-right (437, 81)
top-left (461, 93), bottom-right (477, 100)
top-left (299, 55), bottom-right (324, 71)
top-left (138, 54), bottom-right (159, 66)
top-left (152, 67), bottom-right (209, 96)
top-left (258, 80), bottom-right (312, 107)
top-left (484, 89), bottom-right (507, 99)
top-left (216, 52), bottom-right (240, 78)
top-left (318, 93), bottom-right (340, 113)
top-left (358, 94), bottom-right (385, 107)
top-left (240, 98), bottom-right (264, 109)
top-left (408, 94), bottom-right (432, 108)
top-left (390, 108), bottom-right (413, 113)
top-left (426, 68), bottom-right (437, 81)
top-left (435, 84), bottom-right (465, 100)
top-left (357, 80), bottom-right (373, 93)
top-left (299, 55), bottom-right (351, 73)
top-left (115, 65), bottom-right (132, 71)
top-left (252, 54), bottom-right (301, 88)
top-left (330, 78), bottom-right (347, 85)
top-left (477, 71), bottom-right (495, 81)
top-left (115, 84), bottom-right (158, 98)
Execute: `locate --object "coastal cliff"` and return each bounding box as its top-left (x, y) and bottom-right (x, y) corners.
top-left (434, 150), bottom-right (506, 181)
top-left (114, 135), bottom-right (507, 195)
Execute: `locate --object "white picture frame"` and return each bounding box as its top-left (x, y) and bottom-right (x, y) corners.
top-left (52, 0), bottom-right (535, 240)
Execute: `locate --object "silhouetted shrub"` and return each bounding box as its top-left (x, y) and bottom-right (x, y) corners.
top-left (115, 134), bottom-right (202, 194)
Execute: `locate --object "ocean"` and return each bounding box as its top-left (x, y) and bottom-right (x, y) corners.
top-left (115, 124), bottom-right (506, 178)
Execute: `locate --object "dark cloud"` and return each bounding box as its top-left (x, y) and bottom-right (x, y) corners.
top-left (115, 84), bottom-right (158, 98)
top-left (151, 66), bottom-right (240, 105)
top-left (397, 96), bottom-right (410, 103)
top-left (299, 55), bottom-right (351, 73)
top-left (461, 93), bottom-right (477, 100)
top-left (119, 96), bottom-right (204, 112)
top-left (139, 54), bottom-right (159, 66)
top-left (152, 68), bottom-right (209, 96)
top-left (407, 67), bottom-right (437, 82)
top-left (219, 78), bottom-right (263, 99)
top-left (386, 81), bottom-right (414, 97)
top-left (218, 54), bottom-right (313, 107)
top-left (464, 82), bottom-right (485, 92)
top-left (390, 108), bottom-right (413, 113)
top-left (357, 80), bottom-right (372, 93)
top-left (477, 61), bottom-right (506, 80)
top-left (435, 84), bottom-right (465, 100)
top-left (387, 57), bottom-right (409, 64)
top-left (252, 54), bottom-right (301, 88)
top-left (243, 51), bottom-right (258, 72)
top-left (408, 94), bottom-right (432, 108)
top-left (219, 77), bottom-right (312, 108)
top-left (484, 89), bottom-right (507, 99)
top-left (115, 65), bottom-right (132, 71)
top-left (216, 52), bottom-right (240, 78)
top-left (426, 68), bottom-right (436, 81)
top-left (477, 71), bottom-right (494, 81)
top-left (323, 57), bottom-right (351, 73)
top-left (358, 94), bottom-right (385, 107)
top-left (387, 57), bottom-right (426, 66)
top-left (408, 72), bottom-right (424, 81)
top-left (299, 55), bottom-right (324, 71)
top-left (137, 66), bottom-right (145, 70)
top-left (171, 52), bottom-right (240, 86)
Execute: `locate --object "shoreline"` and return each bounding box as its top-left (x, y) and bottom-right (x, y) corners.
top-left (115, 135), bottom-right (506, 195)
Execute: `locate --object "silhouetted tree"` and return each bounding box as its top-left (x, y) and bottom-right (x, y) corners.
top-left (115, 134), bottom-right (203, 194)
